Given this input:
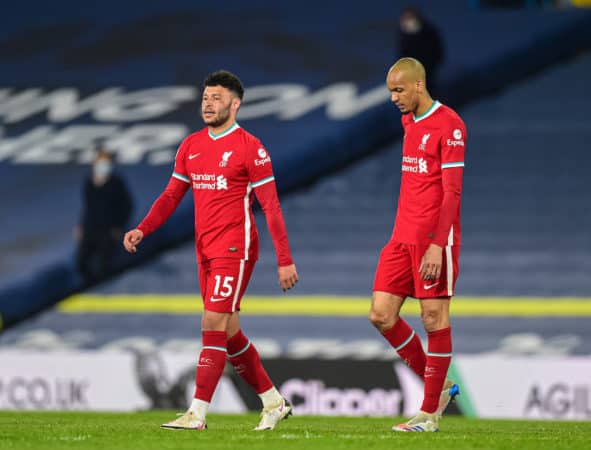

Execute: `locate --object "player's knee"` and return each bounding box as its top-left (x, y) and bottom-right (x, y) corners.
top-left (421, 309), bottom-right (442, 332)
top-left (201, 310), bottom-right (230, 331)
top-left (368, 308), bottom-right (396, 332)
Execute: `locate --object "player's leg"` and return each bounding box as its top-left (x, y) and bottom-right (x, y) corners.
top-left (370, 291), bottom-right (427, 378)
top-left (393, 244), bottom-right (458, 432)
top-left (391, 299), bottom-right (450, 432)
top-left (223, 260), bottom-right (291, 430)
top-left (160, 309), bottom-right (230, 430)
top-left (419, 298), bottom-right (452, 412)
top-left (369, 242), bottom-right (427, 378)
top-left (226, 313), bottom-right (275, 401)
top-left (162, 259), bottom-right (232, 430)
top-left (417, 244), bottom-right (461, 419)
top-left (226, 313), bottom-right (291, 430)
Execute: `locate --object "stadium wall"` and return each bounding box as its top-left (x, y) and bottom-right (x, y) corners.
top-left (1, 4), bottom-right (590, 329)
top-left (0, 351), bottom-right (588, 420)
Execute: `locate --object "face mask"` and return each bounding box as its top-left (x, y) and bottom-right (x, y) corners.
top-left (401, 18), bottom-right (422, 34)
top-left (93, 160), bottom-right (112, 179)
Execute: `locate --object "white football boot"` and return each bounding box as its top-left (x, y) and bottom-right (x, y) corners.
top-left (254, 398), bottom-right (293, 431)
top-left (392, 411), bottom-right (439, 432)
top-left (160, 411), bottom-right (207, 430)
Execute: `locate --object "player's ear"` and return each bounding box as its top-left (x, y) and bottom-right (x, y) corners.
top-left (232, 97), bottom-right (241, 111)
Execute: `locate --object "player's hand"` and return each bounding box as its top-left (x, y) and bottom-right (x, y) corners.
top-left (419, 243), bottom-right (443, 281)
top-left (278, 264), bottom-right (298, 292)
top-left (123, 228), bottom-right (144, 253)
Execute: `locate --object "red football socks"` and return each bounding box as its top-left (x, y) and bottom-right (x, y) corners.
top-left (194, 330), bottom-right (227, 402)
top-left (420, 327), bottom-right (452, 413)
top-left (227, 330), bottom-right (273, 394)
top-left (382, 318), bottom-right (427, 378)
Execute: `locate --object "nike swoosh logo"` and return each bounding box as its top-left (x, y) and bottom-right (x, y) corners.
top-left (423, 282), bottom-right (440, 290)
top-left (209, 297), bottom-right (228, 303)
top-left (188, 153), bottom-right (200, 160)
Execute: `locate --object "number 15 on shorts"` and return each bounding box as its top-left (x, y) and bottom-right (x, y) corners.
top-left (211, 275), bottom-right (234, 301)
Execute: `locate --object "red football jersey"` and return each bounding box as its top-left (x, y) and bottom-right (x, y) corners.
top-left (172, 123), bottom-right (277, 263)
top-left (391, 101), bottom-right (467, 246)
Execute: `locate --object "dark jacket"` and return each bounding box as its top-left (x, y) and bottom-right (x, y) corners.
top-left (398, 19), bottom-right (444, 77)
top-left (81, 173), bottom-right (133, 233)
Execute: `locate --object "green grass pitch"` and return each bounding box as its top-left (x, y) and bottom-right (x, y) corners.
top-left (1, 411), bottom-right (589, 450)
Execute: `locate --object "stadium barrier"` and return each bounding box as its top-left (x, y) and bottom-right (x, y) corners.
top-left (0, 351), bottom-right (588, 420)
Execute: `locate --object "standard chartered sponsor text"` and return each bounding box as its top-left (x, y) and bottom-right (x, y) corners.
top-left (191, 173), bottom-right (228, 190)
top-left (401, 156), bottom-right (428, 174)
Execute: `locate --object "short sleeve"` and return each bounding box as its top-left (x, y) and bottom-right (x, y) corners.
top-left (246, 139), bottom-right (275, 188)
top-left (172, 137), bottom-right (191, 184)
top-left (440, 118), bottom-right (467, 170)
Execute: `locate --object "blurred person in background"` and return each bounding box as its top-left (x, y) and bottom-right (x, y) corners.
top-left (369, 57), bottom-right (466, 432)
top-left (123, 70), bottom-right (298, 431)
top-left (76, 149), bottom-right (133, 282)
top-left (398, 7), bottom-right (445, 94)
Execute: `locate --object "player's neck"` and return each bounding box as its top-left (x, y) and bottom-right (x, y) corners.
top-left (413, 96), bottom-right (435, 119)
top-left (208, 120), bottom-right (237, 137)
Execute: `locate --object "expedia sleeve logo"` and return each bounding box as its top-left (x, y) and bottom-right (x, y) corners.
top-left (254, 147), bottom-right (271, 166)
top-left (447, 128), bottom-right (465, 147)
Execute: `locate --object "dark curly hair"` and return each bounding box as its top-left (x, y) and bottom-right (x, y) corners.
top-left (203, 70), bottom-right (244, 100)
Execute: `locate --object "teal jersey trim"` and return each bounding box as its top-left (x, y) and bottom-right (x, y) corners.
top-left (441, 162), bottom-right (465, 169)
top-left (172, 172), bottom-right (190, 183)
top-left (208, 122), bottom-right (240, 140)
top-left (251, 176), bottom-right (275, 188)
top-left (413, 100), bottom-right (441, 122)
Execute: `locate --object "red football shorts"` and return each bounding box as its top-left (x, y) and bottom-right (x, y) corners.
top-left (199, 258), bottom-right (255, 313)
top-left (373, 241), bottom-right (460, 299)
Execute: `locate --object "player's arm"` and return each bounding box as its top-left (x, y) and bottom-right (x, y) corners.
top-left (420, 169), bottom-right (463, 281)
top-left (253, 179), bottom-right (298, 291)
top-left (124, 138), bottom-right (191, 253)
top-left (247, 142), bottom-right (298, 291)
top-left (432, 167), bottom-right (463, 249)
top-left (420, 121), bottom-right (466, 281)
top-left (420, 167), bottom-right (464, 279)
top-left (123, 176), bottom-right (189, 253)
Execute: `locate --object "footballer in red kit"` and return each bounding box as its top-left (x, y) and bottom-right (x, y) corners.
top-left (124, 70), bottom-right (297, 431)
top-left (369, 58), bottom-right (466, 432)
